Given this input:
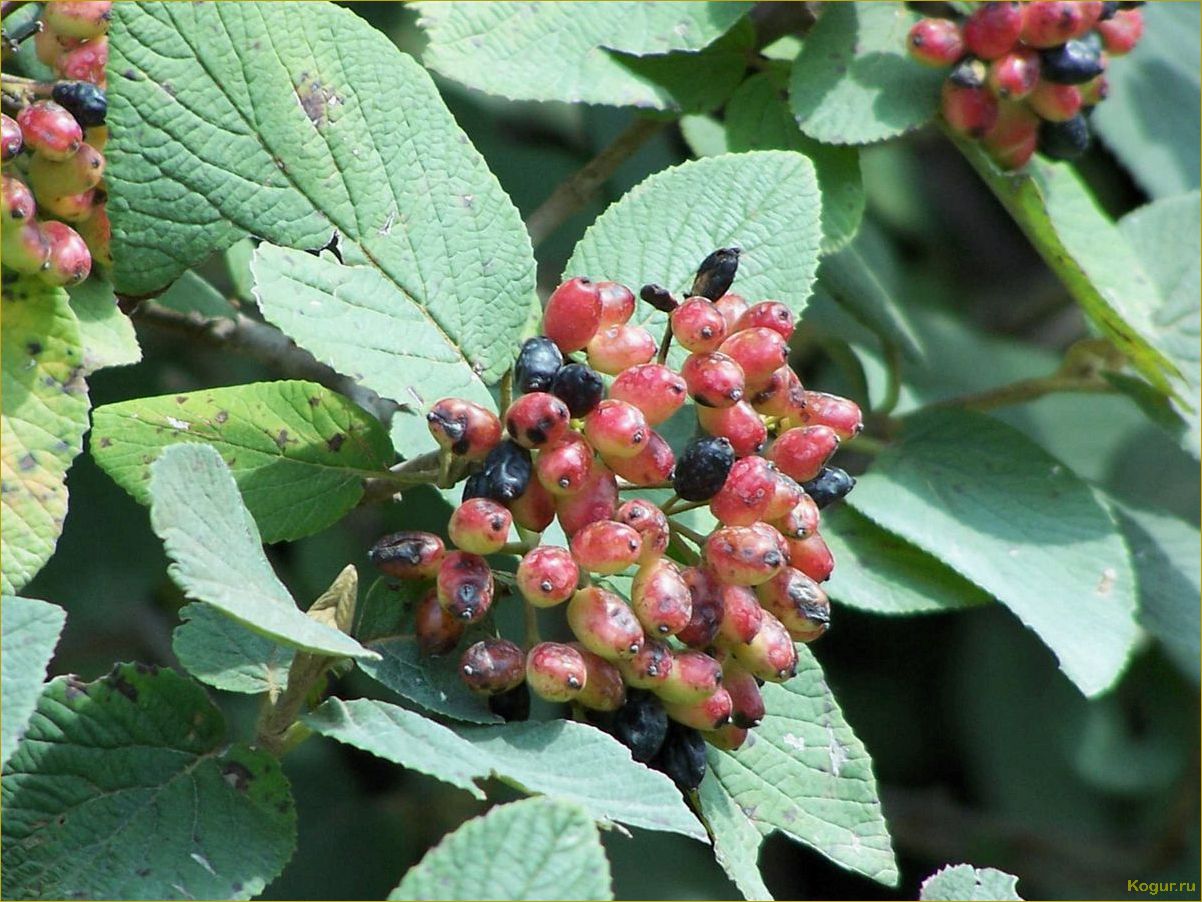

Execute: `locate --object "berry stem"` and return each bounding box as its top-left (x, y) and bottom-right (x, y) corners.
top-left (661, 493), bottom-right (682, 515)
top-left (500, 541), bottom-right (535, 556)
top-left (846, 434), bottom-right (888, 456)
top-left (499, 368), bottom-right (513, 414)
top-left (655, 320), bottom-right (674, 365)
top-left (617, 480), bottom-right (673, 492)
top-left (523, 598), bottom-right (541, 650)
top-left (669, 520), bottom-right (708, 549)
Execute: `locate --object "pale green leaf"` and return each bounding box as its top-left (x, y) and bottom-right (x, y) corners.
top-left (148, 443), bottom-right (375, 660)
top-left (815, 238), bottom-right (922, 360)
top-left (680, 114), bottom-right (730, 158)
top-left (0, 278), bottom-right (90, 594)
top-left (173, 603), bottom-right (294, 696)
top-left (920, 864), bottom-right (1023, 901)
top-left (697, 774), bottom-right (773, 901)
top-left (67, 276), bottom-right (141, 372)
top-left (107, 1), bottom-right (534, 382)
top-left (1, 664), bottom-right (296, 900)
top-left (304, 698), bottom-right (706, 841)
top-left (789, 2), bottom-right (943, 145)
top-left (1092, 3), bottom-right (1200, 199)
top-left (156, 269), bottom-right (235, 319)
top-left (416, 2), bottom-right (752, 111)
top-left (92, 380), bottom-right (394, 543)
top-left (0, 595), bottom-right (66, 768)
top-left (1117, 191), bottom-right (1201, 458)
top-left (822, 506), bottom-right (992, 616)
top-left (849, 410), bottom-right (1139, 696)
top-left (724, 72), bottom-right (864, 254)
top-left (389, 797), bottom-right (612, 901)
top-left (705, 645), bottom-right (898, 886)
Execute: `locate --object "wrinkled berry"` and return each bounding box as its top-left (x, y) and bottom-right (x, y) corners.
top-left (514, 336), bottom-right (563, 394)
top-left (673, 436), bottom-right (735, 502)
top-left (460, 638), bottom-right (526, 694)
top-left (427, 398), bottom-right (503, 460)
top-left (550, 362), bottom-right (605, 417)
top-left (414, 588), bottom-right (465, 656)
top-left (612, 689), bottom-right (669, 762)
top-left (370, 530), bottom-right (446, 579)
top-left (654, 722), bottom-right (707, 791)
top-left (436, 551), bottom-right (495, 622)
top-left (479, 440), bottom-right (533, 503)
top-left (690, 247), bottom-right (740, 301)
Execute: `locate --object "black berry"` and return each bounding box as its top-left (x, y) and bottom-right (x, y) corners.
top-left (690, 247), bottom-right (741, 302)
top-left (948, 57), bottom-right (988, 89)
top-left (612, 689), bottom-right (669, 763)
top-left (551, 362), bottom-right (604, 417)
top-left (1039, 114), bottom-right (1091, 160)
top-left (673, 436), bottom-right (735, 502)
top-left (801, 466), bottom-right (856, 510)
top-left (480, 440), bottom-right (532, 503)
top-left (1039, 41), bottom-right (1105, 85)
top-left (50, 82), bottom-right (106, 128)
top-left (654, 722), bottom-right (707, 791)
top-left (462, 471), bottom-right (488, 502)
top-left (639, 283), bottom-right (678, 313)
top-left (514, 336), bottom-right (563, 394)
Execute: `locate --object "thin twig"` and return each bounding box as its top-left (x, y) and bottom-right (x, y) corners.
top-left (669, 520), bottom-right (708, 548)
top-left (933, 372), bottom-right (1115, 412)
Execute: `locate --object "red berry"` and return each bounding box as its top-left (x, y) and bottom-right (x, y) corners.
top-left (1021, 1), bottom-right (1085, 47)
top-left (587, 324), bottom-right (656, 375)
top-left (44, 1), bottom-right (112, 39)
top-left (963, 1), bottom-right (1025, 59)
top-left (712, 293), bottom-right (749, 331)
top-left (697, 400), bottom-right (767, 459)
top-left (710, 456), bottom-right (776, 527)
top-left (76, 201), bottom-right (110, 267)
top-left (509, 476), bottom-right (556, 532)
top-left (505, 391), bottom-right (570, 449)
top-left (56, 37), bottom-right (108, 85)
top-left (723, 662), bottom-right (766, 728)
top-left (370, 530), bottom-right (446, 579)
top-left (566, 586), bottom-right (644, 661)
top-left (756, 567), bottom-right (830, 642)
top-left (414, 588), bottom-right (465, 656)
top-left (460, 638), bottom-right (525, 694)
top-left (535, 434), bottom-right (593, 496)
top-left (786, 532), bottom-right (835, 583)
top-left (609, 363), bottom-right (687, 426)
top-left (907, 17), bottom-right (965, 67)
top-left (657, 649), bottom-right (723, 705)
top-left (631, 558), bottom-right (692, 637)
top-left (715, 583), bottom-right (763, 646)
top-left (983, 100), bottom-right (1040, 170)
top-left (1096, 8), bottom-right (1143, 55)
top-left (596, 281), bottom-right (636, 327)
top-left (28, 142), bottom-right (105, 198)
top-left (436, 551), bottom-right (495, 622)
top-left (682, 351), bottom-right (745, 409)
top-left (516, 545), bottom-right (579, 607)
top-left (751, 365), bottom-right (806, 418)
top-left (676, 566), bottom-right (723, 648)
top-left (526, 642), bottom-right (587, 702)
top-left (941, 82), bottom-right (999, 138)
top-left (1, 220), bottom-right (51, 274)
top-left (543, 277), bottom-right (602, 352)
top-left (1, 114), bottom-right (23, 162)
top-left (718, 327), bottom-right (788, 391)
top-left (615, 499), bottom-right (669, 564)
top-left (764, 469), bottom-right (805, 520)
top-left (2, 174), bottom-right (36, 223)
top-left (988, 47), bottom-right (1041, 100)
top-left (602, 430), bottom-right (675, 486)
top-left (671, 297), bottom-right (728, 353)
top-left (1028, 79), bottom-right (1083, 121)
top-left (705, 526), bottom-right (786, 587)
top-left (664, 687), bottom-right (732, 731)
top-left (570, 520), bottom-right (642, 575)
top-left (18, 101), bottom-right (82, 161)
top-left (797, 392), bottom-right (863, 440)
top-left (704, 723), bottom-right (749, 751)
top-left (583, 399), bottom-right (648, 459)
top-left (555, 458), bottom-right (618, 536)
top-left (427, 398), bottom-right (502, 460)
top-left (767, 425), bottom-right (840, 483)
top-left (34, 27), bottom-right (82, 68)
top-left (448, 497), bottom-right (512, 554)
top-left (38, 220), bottom-right (91, 285)
top-left (773, 493), bottom-right (820, 540)
top-left (617, 636), bottom-right (674, 690)
top-left (731, 610), bottom-right (798, 682)
top-left (734, 301), bottom-right (795, 340)
top-left (572, 644), bottom-right (627, 711)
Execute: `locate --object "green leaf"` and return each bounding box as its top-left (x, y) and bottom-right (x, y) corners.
top-left (696, 775), bottom-right (773, 901)
top-left (173, 603), bottom-right (294, 696)
top-left (849, 410), bottom-right (1139, 696)
top-left (389, 797), bottom-right (613, 901)
top-left (815, 238), bottom-right (922, 360)
top-left (788, 2), bottom-right (943, 145)
top-left (724, 73), bottom-right (864, 254)
top-left (1, 664), bottom-right (296, 900)
top-left (704, 645), bottom-right (898, 886)
top-left (680, 114), bottom-right (730, 158)
top-left (565, 151), bottom-right (822, 360)
top-left (1, 278), bottom-right (90, 594)
top-left (92, 380), bottom-right (394, 543)
top-left (822, 506), bottom-right (992, 616)
top-left (148, 443), bottom-right (375, 660)
top-left (1117, 192), bottom-right (1201, 458)
top-left (416, 2), bottom-right (752, 111)
top-left (953, 140), bottom-right (1180, 394)
top-left (107, 1), bottom-right (534, 382)
top-left (1092, 3), bottom-right (1200, 199)
top-left (251, 244), bottom-right (496, 460)
top-left (67, 276), bottom-right (141, 372)
top-left (156, 269), bottom-right (235, 319)
top-left (920, 864), bottom-right (1023, 901)
top-left (0, 596), bottom-right (66, 769)
top-left (304, 698), bottom-right (706, 841)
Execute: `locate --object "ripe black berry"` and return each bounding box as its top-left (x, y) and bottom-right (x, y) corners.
top-left (551, 363), bottom-right (604, 417)
top-left (948, 57), bottom-right (988, 89)
top-left (514, 336), bottom-right (563, 394)
top-left (480, 440), bottom-right (532, 503)
top-left (654, 722), bottom-right (707, 791)
top-left (462, 471), bottom-right (488, 502)
top-left (673, 436), bottom-right (735, 501)
top-left (801, 466), bottom-right (856, 510)
top-left (488, 682), bottom-right (531, 722)
top-left (1039, 41), bottom-right (1105, 85)
top-left (639, 283), bottom-right (678, 313)
top-left (690, 247), bottom-right (741, 301)
top-left (1039, 114), bottom-right (1091, 160)
top-left (612, 689), bottom-right (669, 763)
top-left (50, 81), bottom-right (107, 127)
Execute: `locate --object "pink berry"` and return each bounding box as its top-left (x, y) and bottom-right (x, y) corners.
top-left (731, 609), bottom-right (798, 682)
top-left (907, 17), bottom-right (965, 67)
top-left (566, 586), bottom-right (644, 661)
top-left (436, 551), bottom-right (495, 622)
top-left (671, 296), bottom-right (727, 353)
top-left (786, 532), bottom-right (835, 583)
top-left (535, 434), bottom-right (594, 496)
top-left (603, 430), bottom-right (675, 486)
top-left (756, 567), bottom-right (830, 642)
top-left (1097, 8), bottom-right (1143, 56)
top-left (34, 27), bottom-right (82, 67)
top-left (723, 662), bottom-right (766, 728)
top-left (56, 37), bottom-right (108, 85)
top-left (983, 101), bottom-right (1040, 170)
top-left (941, 82), bottom-right (999, 138)
top-left (710, 456), bottom-right (776, 527)
top-left (526, 642), bottom-right (586, 702)
top-left (427, 398), bottom-right (502, 460)
top-left (77, 201), bottom-right (110, 267)
top-left (615, 499), bottom-right (670, 564)
top-left (587, 324), bottom-right (656, 375)
top-left (664, 686), bottom-right (732, 731)
top-left (505, 391), bottom-right (571, 449)
top-left (1, 114), bottom-right (23, 162)
top-left (734, 301), bottom-right (795, 340)
top-left (767, 425), bottom-right (840, 483)
top-left (796, 391), bottom-right (863, 441)
top-left (704, 723), bottom-right (749, 751)
top-left (715, 583), bottom-right (763, 646)
top-left (509, 477), bottom-right (556, 532)
top-left (572, 644), bottom-right (627, 711)
top-left (1020, 1), bottom-right (1085, 48)
top-left (705, 526), bottom-right (786, 587)
top-left (1028, 80), bottom-right (1083, 122)
top-left (696, 400), bottom-right (767, 458)
top-left (370, 530), bottom-right (446, 579)
top-left (2, 174), bottom-right (36, 223)
top-left (609, 363), bottom-right (687, 426)
top-left (1, 220), bottom-right (51, 274)
top-left (17, 101), bottom-right (82, 161)
top-left (617, 636), bottom-right (674, 691)
top-left (516, 545), bottom-right (579, 607)
top-left (963, 1), bottom-right (1025, 59)
top-left (712, 293), bottom-right (749, 331)
top-left (764, 469), bottom-right (805, 520)
top-left (596, 281), bottom-right (636, 327)
top-left (773, 493), bottom-right (820, 540)
top-left (414, 588), bottom-right (465, 656)
top-left (676, 566), bottom-right (724, 648)
top-left (631, 558), bottom-right (692, 637)
top-left (682, 351), bottom-right (745, 409)
top-left (751, 365), bottom-right (806, 418)
top-left (448, 497), bottom-right (512, 555)
top-left (39, 220), bottom-right (91, 285)
top-left (718, 327), bottom-right (788, 392)
top-left (555, 458), bottom-right (618, 536)
top-left (988, 48), bottom-right (1041, 100)
top-left (583, 399), bottom-right (648, 459)
top-left (460, 638), bottom-right (525, 694)
top-left (570, 520), bottom-right (642, 575)
top-left (657, 649), bottom-right (723, 705)
top-left (543, 277), bottom-right (602, 352)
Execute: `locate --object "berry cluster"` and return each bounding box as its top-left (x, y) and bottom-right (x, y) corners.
top-left (371, 249), bottom-right (861, 791)
top-left (907, 1), bottom-right (1145, 167)
top-left (1, 1), bottom-right (110, 284)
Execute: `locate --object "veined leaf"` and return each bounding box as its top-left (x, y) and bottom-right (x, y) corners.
top-left (67, 276), bottom-right (140, 372)
top-left (920, 864), bottom-right (1023, 901)
top-left (173, 604), bottom-right (294, 697)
